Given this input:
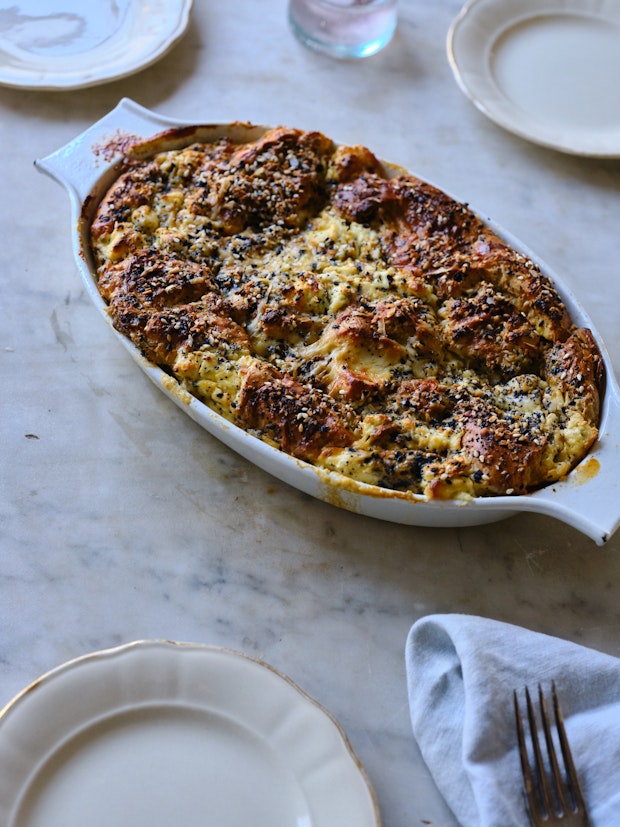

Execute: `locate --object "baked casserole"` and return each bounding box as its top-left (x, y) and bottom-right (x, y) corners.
top-left (90, 126), bottom-right (603, 499)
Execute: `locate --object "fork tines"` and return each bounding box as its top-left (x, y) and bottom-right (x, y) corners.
top-left (514, 682), bottom-right (590, 826)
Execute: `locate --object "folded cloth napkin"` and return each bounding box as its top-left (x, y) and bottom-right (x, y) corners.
top-left (405, 614), bottom-right (620, 827)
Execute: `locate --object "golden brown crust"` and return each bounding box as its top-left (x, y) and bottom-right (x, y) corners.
top-left (458, 398), bottom-right (547, 496)
top-left (238, 359), bottom-right (355, 461)
top-left (440, 282), bottom-right (542, 376)
top-left (207, 128), bottom-right (332, 234)
top-left (90, 126), bottom-right (603, 499)
top-left (544, 328), bottom-right (604, 423)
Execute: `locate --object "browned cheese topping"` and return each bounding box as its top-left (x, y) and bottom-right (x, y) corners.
top-left (90, 126), bottom-right (604, 499)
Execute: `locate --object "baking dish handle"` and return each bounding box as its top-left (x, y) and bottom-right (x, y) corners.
top-left (34, 98), bottom-right (184, 204)
top-left (524, 376), bottom-right (620, 545)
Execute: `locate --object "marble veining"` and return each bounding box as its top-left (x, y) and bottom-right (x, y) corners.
top-left (1, 1), bottom-right (620, 825)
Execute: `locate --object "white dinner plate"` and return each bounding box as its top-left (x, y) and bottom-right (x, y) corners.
top-left (447, 0), bottom-right (620, 157)
top-left (0, 0), bottom-right (192, 90)
top-left (0, 641), bottom-right (381, 827)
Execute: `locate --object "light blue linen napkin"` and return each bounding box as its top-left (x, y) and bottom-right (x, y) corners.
top-left (405, 614), bottom-right (620, 827)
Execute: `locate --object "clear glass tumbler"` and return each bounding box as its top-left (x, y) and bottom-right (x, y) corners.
top-left (288, 0), bottom-right (397, 59)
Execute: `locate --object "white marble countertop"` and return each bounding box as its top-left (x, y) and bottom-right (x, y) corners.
top-left (1, 1), bottom-right (620, 825)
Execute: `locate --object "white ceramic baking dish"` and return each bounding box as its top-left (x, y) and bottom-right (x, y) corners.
top-left (35, 98), bottom-right (620, 544)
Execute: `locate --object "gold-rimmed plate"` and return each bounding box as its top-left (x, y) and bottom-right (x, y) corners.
top-left (0, 641), bottom-right (381, 827)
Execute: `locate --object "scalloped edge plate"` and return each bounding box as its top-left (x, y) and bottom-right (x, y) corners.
top-left (447, 0), bottom-right (620, 157)
top-left (0, 641), bottom-right (381, 827)
top-left (0, 0), bottom-right (192, 90)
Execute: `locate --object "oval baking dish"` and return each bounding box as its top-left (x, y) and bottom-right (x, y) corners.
top-left (35, 98), bottom-right (620, 544)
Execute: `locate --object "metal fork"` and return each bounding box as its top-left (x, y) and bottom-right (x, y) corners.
top-left (514, 682), bottom-right (590, 826)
